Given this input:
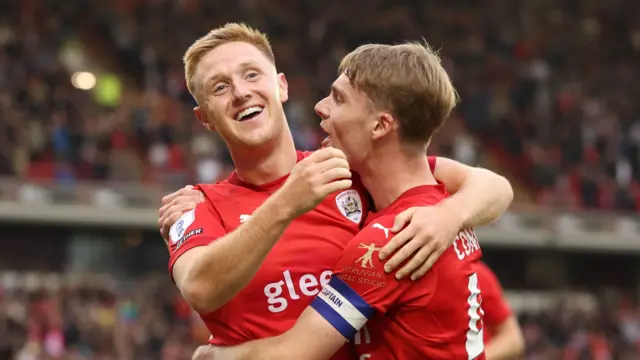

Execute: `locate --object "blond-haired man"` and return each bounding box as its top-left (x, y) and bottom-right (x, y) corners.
top-left (195, 41), bottom-right (488, 360)
top-left (164, 23), bottom-right (512, 359)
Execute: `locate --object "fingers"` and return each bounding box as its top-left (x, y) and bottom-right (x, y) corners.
top-left (320, 179), bottom-right (353, 195)
top-left (391, 207), bottom-right (416, 232)
top-left (159, 187), bottom-right (202, 216)
top-left (161, 185), bottom-right (193, 206)
top-left (395, 241), bottom-right (437, 280)
top-left (318, 167), bottom-right (352, 184)
top-left (313, 156), bottom-right (350, 174)
top-left (379, 225), bottom-right (415, 261)
top-left (159, 202), bottom-right (197, 240)
top-left (382, 235), bottom-right (423, 279)
top-left (159, 201), bottom-right (197, 228)
top-left (306, 147), bottom-right (347, 163)
top-left (159, 187), bottom-right (205, 242)
top-left (410, 247), bottom-right (444, 281)
top-left (192, 345), bottom-right (215, 360)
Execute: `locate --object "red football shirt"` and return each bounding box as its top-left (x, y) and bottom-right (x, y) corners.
top-left (477, 262), bottom-right (512, 344)
top-left (167, 151), bottom-right (369, 360)
top-left (312, 185), bottom-right (486, 360)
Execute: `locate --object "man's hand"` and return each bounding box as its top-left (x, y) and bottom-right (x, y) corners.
top-left (158, 185), bottom-right (205, 241)
top-left (192, 345), bottom-right (216, 360)
top-left (277, 147), bottom-right (352, 217)
top-left (379, 204), bottom-right (463, 280)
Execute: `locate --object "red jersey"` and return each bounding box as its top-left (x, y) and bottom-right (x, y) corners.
top-left (167, 151), bottom-right (369, 360)
top-left (166, 153), bottom-right (438, 359)
top-left (312, 185), bottom-right (486, 360)
top-left (477, 262), bottom-right (512, 344)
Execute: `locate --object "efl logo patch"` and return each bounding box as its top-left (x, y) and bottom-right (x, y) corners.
top-left (169, 209), bottom-right (196, 244)
top-left (174, 228), bottom-right (203, 251)
top-left (335, 190), bottom-right (363, 224)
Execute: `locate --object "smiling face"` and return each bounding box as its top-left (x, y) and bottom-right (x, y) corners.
top-left (192, 41), bottom-right (289, 149)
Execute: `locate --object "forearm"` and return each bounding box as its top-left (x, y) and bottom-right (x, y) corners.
top-left (441, 168), bottom-right (513, 228)
top-left (211, 337), bottom-right (294, 360)
top-left (484, 318), bottom-right (525, 360)
top-left (181, 194), bottom-right (295, 312)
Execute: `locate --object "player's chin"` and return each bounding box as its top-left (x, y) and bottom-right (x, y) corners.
top-left (240, 130), bottom-right (276, 148)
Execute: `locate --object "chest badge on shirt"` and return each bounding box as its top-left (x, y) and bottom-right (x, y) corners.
top-left (335, 190), bottom-right (363, 224)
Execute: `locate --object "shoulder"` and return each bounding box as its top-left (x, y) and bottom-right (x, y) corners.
top-left (340, 215), bottom-right (396, 257)
top-left (168, 201), bottom-right (217, 245)
top-left (195, 182), bottom-right (246, 202)
top-left (362, 216), bottom-right (396, 242)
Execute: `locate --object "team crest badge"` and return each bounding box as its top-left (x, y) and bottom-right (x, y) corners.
top-left (335, 190), bottom-right (363, 224)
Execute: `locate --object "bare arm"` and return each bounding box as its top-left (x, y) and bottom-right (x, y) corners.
top-left (173, 194), bottom-right (296, 314)
top-left (203, 307), bottom-right (347, 360)
top-left (433, 157), bottom-right (513, 228)
top-left (485, 316), bottom-right (525, 360)
top-left (173, 148), bottom-right (352, 314)
top-left (381, 157), bottom-right (513, 279)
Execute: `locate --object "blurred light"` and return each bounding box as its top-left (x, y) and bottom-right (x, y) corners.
top-left (71, 71), bottom-right (96, 90)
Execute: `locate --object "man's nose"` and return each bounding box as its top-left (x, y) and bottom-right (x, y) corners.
top-left (232, 82), bottom-right (251, 102)
top-left (314, 100), bottom-right (328, 119)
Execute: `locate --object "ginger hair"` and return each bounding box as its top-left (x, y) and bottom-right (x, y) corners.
top-left (183, 23), bottom-right (275, 102)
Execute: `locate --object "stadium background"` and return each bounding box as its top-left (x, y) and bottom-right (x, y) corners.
top-left (1, 0), bottom-right (639, 358)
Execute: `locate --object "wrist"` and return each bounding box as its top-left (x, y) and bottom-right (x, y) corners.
top-left (264, 190), bottom-right (299, 223)
top-left (438, 196), bottom-right (470, 230)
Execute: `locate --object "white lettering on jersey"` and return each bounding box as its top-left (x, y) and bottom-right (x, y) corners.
top-left (263, 270), bottom-right (332, 313)
top-left (239, 214), bottom-right (251, 223)
top-left (169, 209), bottom-right (196, 244)
top-left (466, 273), bottom-right (484, 358)
top-left (354, 325), bottom-right (372, 359)
top-left (452, 228), bottom-right (481, 260)
top-left (371, 223), bottom-right (391, 239)
top-left (335, 190), bottom-right (363, 224)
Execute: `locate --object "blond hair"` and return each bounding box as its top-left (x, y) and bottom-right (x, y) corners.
top-left (338, 42), bottom-right (458, 146)
top-left (183, 23), bottom-right (275, 101)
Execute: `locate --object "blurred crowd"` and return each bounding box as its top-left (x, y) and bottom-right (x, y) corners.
top-left (0, 0), bottom-right (639, 210)
top-left (2, 273), bottom-right (640, 360)
top-left (1, 1), bottom-right (639, 359)
top-left (0, 274), bottom-right (208, 360)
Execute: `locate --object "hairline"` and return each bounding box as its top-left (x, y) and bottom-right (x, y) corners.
top-left (192, 42), bottom-right (277, 103)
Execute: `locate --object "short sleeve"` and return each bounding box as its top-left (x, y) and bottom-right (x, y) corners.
top-left (167, 200), bottom-right (227, 279)
top-left (477, 262), bottom-right (512, 328)
top-left (310, 220), bottom-right (436, 339)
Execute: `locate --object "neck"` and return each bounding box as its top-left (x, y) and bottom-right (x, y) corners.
top-left (229, 129), bottom-right (298, 185)
top-left (358, 143), bottom-right (436, 210)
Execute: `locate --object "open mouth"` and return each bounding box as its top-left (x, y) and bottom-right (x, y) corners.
top-left (235, 106), bottom-right (265, 122)
top-left (321, 136), bottom-right (333, 148)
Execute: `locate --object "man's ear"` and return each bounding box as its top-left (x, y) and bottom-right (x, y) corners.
top-left (371, 112), bottom-right (396, 141)
top-left (194, 106), bottom-right (215, 132)
top-left (277, 73), bottom-right (289, 103)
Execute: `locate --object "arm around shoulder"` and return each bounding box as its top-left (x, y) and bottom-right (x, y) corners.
top-left (211, 307), bottom-right (348, 360)
top-left (433, 157), bottom-right (513, 228)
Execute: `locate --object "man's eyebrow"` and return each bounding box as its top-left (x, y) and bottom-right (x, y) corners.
top-left (331, 83), bottom-right (347, 98)
top-left (203, 61), bottom-right (260, 87)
